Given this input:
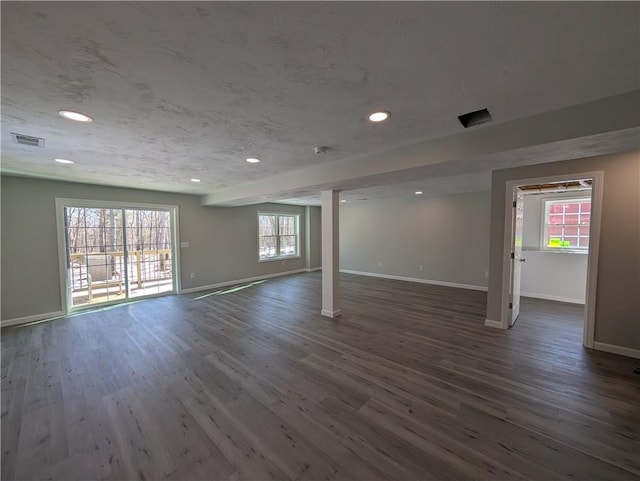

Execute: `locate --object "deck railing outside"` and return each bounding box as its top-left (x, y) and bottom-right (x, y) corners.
top-left (68, 249), bottom-right (173, 305)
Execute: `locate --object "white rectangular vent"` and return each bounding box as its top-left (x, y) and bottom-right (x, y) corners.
top-left (11, 133), bottom-right (45, 148)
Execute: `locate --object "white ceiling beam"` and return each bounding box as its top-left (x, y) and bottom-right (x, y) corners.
top-left (202, 90), bottom-right (640, 206)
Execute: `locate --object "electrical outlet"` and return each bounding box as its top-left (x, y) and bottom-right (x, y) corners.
top-left (418, 265), bottom-right (423, 271)
top-left (190, 272), bottom-right (195, 279)
top-left (485, 270), bottom-right (489, 278)
top-left (378, 261), bottom-right (383, 268)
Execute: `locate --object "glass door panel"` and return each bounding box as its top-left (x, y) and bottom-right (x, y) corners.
top-left (124, 209), bottom-right (174, 299)
top-left (65, 207), bottom-right (125, 307)
top-left (63, 205), bottom-right (175, 309)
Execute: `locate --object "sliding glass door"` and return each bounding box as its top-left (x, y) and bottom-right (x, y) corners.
top-left (124, 209), bottom-right (173, 299)
top-left (59, 201), bottom-right (177, 310)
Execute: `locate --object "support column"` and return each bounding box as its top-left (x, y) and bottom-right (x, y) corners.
top-left (321, 190), bottom-right (341, 318)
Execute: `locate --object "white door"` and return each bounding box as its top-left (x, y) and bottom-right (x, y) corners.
top-left (509, 190), bottom-right (525, 326)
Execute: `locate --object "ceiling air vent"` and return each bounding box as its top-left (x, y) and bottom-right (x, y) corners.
top-left (457, 108), bottom-right (492, 128)
top-left (11, 132), bottom-right (45, 148)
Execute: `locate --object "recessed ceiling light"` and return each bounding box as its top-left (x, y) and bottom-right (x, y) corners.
top-left (415, 191), bottom-right (423, 195)
top-left (58, 110), bottom-right (93, 123)
top-left (54, 158), bottom-right (74, 164)
top-left (368, 111), bottom-right (390, 122)
top-left (340, 199), bottom-right (347, 203)
top-left (246, 157), bottom-right (261, 164)
top-left (191, 178), bottom-right (201, 183)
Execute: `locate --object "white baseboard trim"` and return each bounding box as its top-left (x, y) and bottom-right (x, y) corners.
top-left (340, 269), bottom-right (488, 292)
top-left (485, 319), bottom-right (506, 329)
top-left (1, 310), bottom-right (65, 328)
top-left (593, 342), bottom-right (640, 359)
top-left (180, 268), bottom-right (308, 295)
top-left (321, 309), bottom-right (341, 318)
top-left (521, 292), bottom-right (585, 305)
top-left (306, 267), bottom-right (322, 272)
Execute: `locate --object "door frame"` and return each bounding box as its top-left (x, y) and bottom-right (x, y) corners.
top-left (498, 171), bottom-right (603, 348)
top-left (508, 188), bottom-right (525, 326)
top-left (55, 198), bottom-right (181, 314)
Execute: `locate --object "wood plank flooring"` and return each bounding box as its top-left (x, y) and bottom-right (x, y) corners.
top-left (2, 272), bottom-right (639, 480)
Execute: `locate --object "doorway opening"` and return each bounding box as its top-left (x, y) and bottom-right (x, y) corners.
top-left (500, 172), bottom-right (603, 348)
top-left (56, 199), bottom-right (179, 312)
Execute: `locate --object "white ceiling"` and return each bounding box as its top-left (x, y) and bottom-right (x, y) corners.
top-left (2, 2), bottom-right (639, 205)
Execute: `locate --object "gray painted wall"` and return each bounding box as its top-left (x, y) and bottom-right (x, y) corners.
top-left (487, 150), bottom-right (640, 350)
top-left (340, 191), bottom-right (491, 288)
top-left (521, 193), bottom-right (588, 303)
top-left (1, 175), bottom-right (318, 321)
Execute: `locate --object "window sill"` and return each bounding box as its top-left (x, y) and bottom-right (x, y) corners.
top-left (258, 255), bottom-right (302, 263)
top-left (523, 247), bottom-right (588, 255)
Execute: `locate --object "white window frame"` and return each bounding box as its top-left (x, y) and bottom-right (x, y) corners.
top-left (257, 212), bottom-right (300, 261)
top-left (541, 196), bottom-right (591, 253)
top-left (55, 198), bottom-right (181, 313)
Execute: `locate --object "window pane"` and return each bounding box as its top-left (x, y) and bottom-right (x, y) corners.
top-left (279, 235), bottom-right (296, 256)
top-left (579, 237), bottom-right (590, 248)
top-left (549, 214), bottom-right (564, 225)
top-left (259, 215), bottom-right (277, 236)
top-left (549, 204), bottom-right (564, 214)
top-left (578, 226), bottom-right (590, 237)
top-left (259, 236), bottom-right (277, 258)
top-left (581, 202), bottom-right (591, 213)
top-left (564, 226), bottom-right (578, 236)
top-left (564, 214), bottom-right (579, 225)
top-left (564, 203), bottom-right (580, 214)
top-left (279, 216), bottom-right (295, 235)
top-left (564, 237), bottom-right (578, 247)
top-left (547, 225), bottom-right (563, 236)
top-left (580, 214), bottom-right (590, 225)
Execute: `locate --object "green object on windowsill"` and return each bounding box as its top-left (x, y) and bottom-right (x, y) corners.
top-left (548, 238), bottom-right (571, 248)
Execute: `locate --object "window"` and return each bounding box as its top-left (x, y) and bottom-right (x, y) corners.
top-left (57, 199), bottom-right (177, 311)
top-left (258, 213), bottom-right (299, 260)
top-left (543, 198), bottom-right (590, 250)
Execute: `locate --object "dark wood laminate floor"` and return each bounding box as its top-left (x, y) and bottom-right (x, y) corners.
top-left (2, 272), bottom-right (639, 481)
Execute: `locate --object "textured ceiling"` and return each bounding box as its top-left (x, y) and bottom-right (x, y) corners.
top-left (1, 2), bottom-right (639, 204)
